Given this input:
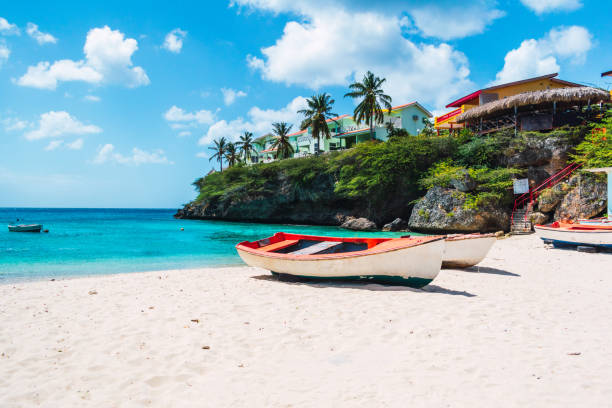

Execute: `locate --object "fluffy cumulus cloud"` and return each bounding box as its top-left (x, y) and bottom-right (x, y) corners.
top-left (93, 144), bottom-right (172, 165)
top-left (238, 1), bottom-right (473, 108)
top-left (408, 1), bottom-right (505, 41)
top-left (520, 0), bottom-right (582, 14)
top-left (24, 111), bottom-right (102, 140)
top-left (199, 95), bottom-right (307, 145)
top-left (492, 26), bottom-right (592, 85)
top-left (0, 17), bottom-right (20, 35)
top-left (26, 23), bottom-right (57, 45)
top-left (17, 26), bottom-right (149, 90)
top-left (162, 28), bottom-right (187, 53)
top-left (221, 88), bottom-right (247, 105)
top-left (163, 106), bottom-right (216, 126)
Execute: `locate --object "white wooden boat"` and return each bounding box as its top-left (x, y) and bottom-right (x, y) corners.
top-left (534, 222), bottom-right (612, 248)
top-left (236, 232), bottom-right (446, 288)
top-left (8, 224), bottom-right (42, 232)
top-left (442, 233), bottom-right (496, 268)
top-left (577, 218), bottom-right (612, 225)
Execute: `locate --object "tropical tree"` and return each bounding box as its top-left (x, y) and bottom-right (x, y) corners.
top-left (420, 117), bottom-right (436, 137)
top-left (236, 131), bottom-right (256, 163)
top-left (298, 93), bottom-right (338, 154)
top-left (208, 136), bottom-right (228, 172)
top-left (270, 122), bottom-right (295, 159)
top-left (344, 71), bottom-right (392, 141)
top-left (224, 142), bottom-right (240, 167)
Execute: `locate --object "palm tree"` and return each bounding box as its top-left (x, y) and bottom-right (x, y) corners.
top-left (208, 136), bottom-right (228, 172)
top-left (298, 93), bottom-right (338, 154)
top-left (344, 71), bottom-right (392, 141)
top-left (270, 122), bottom-right (295, 159)
top-left (235, 131), bottom-right (256, 163)
top-left (224, 142), bottom-right (240, 167)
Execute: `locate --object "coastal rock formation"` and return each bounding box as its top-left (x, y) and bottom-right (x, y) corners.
top-left (408, 187), bottom-right (510, 233)
top-left (554, 174), bottom-right (607, 221)
top-left (340, 217), bottom-right (377, 231)
top-left (175, 172), bottom-right (353, 225)
top-left (529, 211), bottom-right (549, 226)
top-left (537, 183), bottom-right (570, 213)
top-left (382, 218), bottom-right (408, 232)
top-left (450, 170), bottom-right (476, 192)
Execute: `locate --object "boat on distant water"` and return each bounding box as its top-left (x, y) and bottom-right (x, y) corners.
top-left (442, 233), bottom-right (496, 268)
top-left (8, 224), bottom-right (43, 232)
top-left (534, 222), bottom-right (612, 248)
top-left (236, 232), bottom-right (446, 288)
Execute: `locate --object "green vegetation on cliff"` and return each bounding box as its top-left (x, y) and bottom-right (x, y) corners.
top-left (187, 106), bottom-right (610, 225)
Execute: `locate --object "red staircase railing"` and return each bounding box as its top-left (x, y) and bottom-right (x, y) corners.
top-left (511, 162), bottom-right (584, 225)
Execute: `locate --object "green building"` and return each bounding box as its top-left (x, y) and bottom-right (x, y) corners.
top-left (250, 102), bottom-right (432, 163)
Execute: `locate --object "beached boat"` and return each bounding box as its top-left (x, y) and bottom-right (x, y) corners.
top-left (577, 218), bottom-right (612, 225)
top-left (534, 222), bottom-right (612, 248)
top-left (236, 232), bottom-right (446, 288)
top-left (8, 224), bottom-right (43, 232)
top-left (442, 233), bottom-right (496, 268)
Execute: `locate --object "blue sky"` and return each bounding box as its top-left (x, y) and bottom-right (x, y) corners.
top-left (1, 0), bottom-right (611, 208)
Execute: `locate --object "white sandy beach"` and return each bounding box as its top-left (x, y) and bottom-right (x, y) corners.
top-left (1, 234), bottom-right (611, 407)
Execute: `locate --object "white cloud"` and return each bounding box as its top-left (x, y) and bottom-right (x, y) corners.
top-left (162, 28), bottom-right (187, 53)
top-left (26, 23), bottom-right (57, 45)
top-left (178, 131), bottom-right (192, 137)
top-left (520, 0), bottom-right (582, 14)
top-left (408, 2), bottom-right (505, 41)
top-left (199, 95), bottom-right (306, 145)
top-left (492, 25), bottom-right (592, 85)
top-left (93, 144), bottom-right (172, 165)
top-left (0, 40), bottom-right (9, 66)
top-left (44, 140), bottom-right (63, 151)
top-left (196, 151), bottom-right (208, 158)
top-left (17, 26), bottom-right (149, 90)
top-left (24, 111), bottom-right (102, 141)
top-left (163, 106), bottom-right (216, 125)
top-left (84, 95), bottom-right (101, 102)
top-left (0, 17), bottom-right (19, 35)
top-left (221, 88), bottom-right (247, 106)
top-left (2, 117), bottom-right (30, 131)
top-left (241, 4), bottom-right (473, 108)
top-left (67, 138), bottom-right (84, 150)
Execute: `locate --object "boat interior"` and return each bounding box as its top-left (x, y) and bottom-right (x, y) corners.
top-left (238, 232), bottom-right (436, 256)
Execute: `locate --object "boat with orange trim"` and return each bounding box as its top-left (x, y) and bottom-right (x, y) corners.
top-left (236, 232), bottom-right (446, 288)
top-left (534, 222), bottom-right (612, 248)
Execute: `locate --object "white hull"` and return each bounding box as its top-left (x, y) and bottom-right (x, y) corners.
top-left (237, 239), bottom-right (445, 283)
top-left (442, 235), bottom-right (496, 268)
top-left (534, 226), bottom-right (612, 247)
top-left (8, 224), bottom-right (42, 232)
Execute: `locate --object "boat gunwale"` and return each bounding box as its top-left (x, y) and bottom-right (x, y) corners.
top-left (236, 234), bottom-right (446, 261)
top-left (535, 225), bottom-right (612, 233)
top-left (445, 233), bottom-right (496, 242)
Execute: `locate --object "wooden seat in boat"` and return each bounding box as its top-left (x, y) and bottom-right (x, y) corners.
top-left (289, 241), bottom-right (343, 255)
top-left (259, 239), bottom-right (299, 252)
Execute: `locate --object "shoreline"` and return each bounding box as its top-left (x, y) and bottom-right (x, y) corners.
top-left (2, 235), bottom-right (612, 406)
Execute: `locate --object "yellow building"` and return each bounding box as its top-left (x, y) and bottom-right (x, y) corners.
top-left (435, 73), bottom-right (582, 130)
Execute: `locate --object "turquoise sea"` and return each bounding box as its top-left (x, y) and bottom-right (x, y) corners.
top-left (0, 208), bottom-right (412, 283)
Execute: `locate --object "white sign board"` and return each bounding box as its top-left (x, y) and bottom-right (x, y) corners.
top-left (513, 178), bottom-right (529, 194)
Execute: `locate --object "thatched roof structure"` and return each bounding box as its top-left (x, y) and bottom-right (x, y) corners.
top-left (456, 86), bottom-right (610, 123)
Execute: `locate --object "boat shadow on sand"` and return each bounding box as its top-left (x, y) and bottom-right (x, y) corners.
top-left (458, 266), bottom-right (520, 277)
top-left (251, 274), bottom-right (476, 297)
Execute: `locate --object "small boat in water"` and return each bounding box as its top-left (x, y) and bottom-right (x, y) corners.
top-left (236, 232), bottom-right (446, 288)
top-left (534, 222), bottom-right (612, 248)
top-left (442, 233), bottom-right (496, 268)
top-left (8, 224), bottom-right (43, 232)
top-left (578, 218), bottom-right (612, 225)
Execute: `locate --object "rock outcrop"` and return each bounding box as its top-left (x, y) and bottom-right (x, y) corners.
top-left (340, 217), bottom-right (377, 231)
top-left (382, 218), bottom-right (408, 232)
top-left (553, 173), bottom-right (607, 221)
top-left (408, 187), bottom-right (510, 233)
